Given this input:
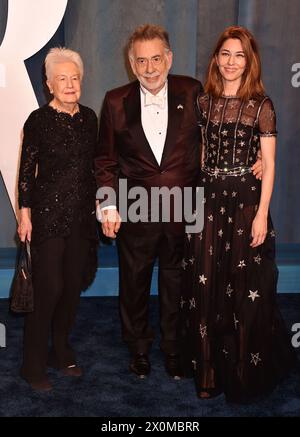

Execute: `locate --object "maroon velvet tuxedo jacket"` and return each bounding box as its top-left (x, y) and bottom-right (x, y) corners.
top-left (95, 74), bottom-right (203, 229)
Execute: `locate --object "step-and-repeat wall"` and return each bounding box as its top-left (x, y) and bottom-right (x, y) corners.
top-left (1, 0), bottom-right (299, 246)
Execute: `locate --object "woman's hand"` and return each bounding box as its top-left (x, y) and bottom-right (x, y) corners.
top-left (250, 211), bottom-right (267, 248)
top-left (251, 149), bottom-right (262, 180)
top-left (18, 208), bottom-right (32, 242)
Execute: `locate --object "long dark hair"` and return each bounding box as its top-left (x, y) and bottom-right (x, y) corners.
top-left (205, 26), bottom-right (265, 100)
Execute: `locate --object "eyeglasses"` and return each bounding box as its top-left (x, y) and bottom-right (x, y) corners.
top-left (134, 55), bottom-right (164, 68)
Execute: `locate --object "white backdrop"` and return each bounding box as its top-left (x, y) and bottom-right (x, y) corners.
top-left (0, 0), bottom-right (68, 214)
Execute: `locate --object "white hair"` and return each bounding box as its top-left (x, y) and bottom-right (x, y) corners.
top-left (45, 47), bottom-right (84, 80)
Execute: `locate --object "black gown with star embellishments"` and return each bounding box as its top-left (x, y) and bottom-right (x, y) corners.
top-left (180, 94), bottom-right (297, 402)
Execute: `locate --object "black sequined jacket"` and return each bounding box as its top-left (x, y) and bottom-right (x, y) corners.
top-left (18, 104), bottom-right (98, 246)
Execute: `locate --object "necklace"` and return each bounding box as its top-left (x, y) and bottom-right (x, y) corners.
top-left (49, 102), bottom-right (79, 116)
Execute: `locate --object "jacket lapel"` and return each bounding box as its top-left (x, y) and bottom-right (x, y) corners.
top-left (124, 81), bottom-right (160, 167)
top-left (160, 76), bottom-right (186, 167)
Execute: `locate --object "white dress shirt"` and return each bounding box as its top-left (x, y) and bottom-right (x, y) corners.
top-left (140, 82), bottom-right (168, 166)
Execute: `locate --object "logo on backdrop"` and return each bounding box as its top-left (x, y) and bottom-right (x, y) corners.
top-left (291, 63), bottom-right (300, 87)
top-left (0, 0), bottom-right (68, 213)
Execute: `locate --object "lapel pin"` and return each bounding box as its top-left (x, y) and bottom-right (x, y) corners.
top-left (177, 104), bottom-right (184, 110)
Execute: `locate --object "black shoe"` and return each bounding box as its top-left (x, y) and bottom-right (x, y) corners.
top-left (29, 378), bottom-right (53, 392)
top-left (129, 353), bottom-right (150, 379)
top-left (165, 354), bottom-right (184, 380)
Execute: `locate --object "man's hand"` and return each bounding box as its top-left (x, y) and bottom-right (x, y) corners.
top-left (101, 209), bottom-right (122, 239)
top-left (251, 149), bottom-right (263, 180)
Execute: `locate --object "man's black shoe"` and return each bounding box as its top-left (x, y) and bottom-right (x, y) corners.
top-left (129, 353), bottom-right (150, 378)
top-left (165, 354), bottom-right (184, 380)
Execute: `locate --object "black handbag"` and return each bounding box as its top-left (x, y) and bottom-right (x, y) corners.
top-left (10, 240), bottom-right (34, 313)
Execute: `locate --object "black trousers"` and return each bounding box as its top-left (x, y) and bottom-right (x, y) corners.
top-left (20, 219), bottom-right (90, 382)
top-left (117, 222), bottom-right (184, 356)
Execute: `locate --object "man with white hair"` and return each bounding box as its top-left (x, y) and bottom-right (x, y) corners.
top-left (95, 24), bottom-right (262, 380)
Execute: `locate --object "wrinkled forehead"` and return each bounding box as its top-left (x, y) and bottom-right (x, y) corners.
top-left (131, 38), bottom-right (167, 58)
top-left (51, 61), bottom-right (80, 77)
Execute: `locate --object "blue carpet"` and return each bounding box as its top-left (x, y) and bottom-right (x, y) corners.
top-left (0, 295), bottom-right (299, 417)
top-left (0, 244), bottom-right (300, 298)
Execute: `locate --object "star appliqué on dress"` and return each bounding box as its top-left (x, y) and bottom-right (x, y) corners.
top-left (226, 283), bottom-right (234, 297)
top-left (181, 259), bottom-right (188, 270)
top-left (199, 274), bottom-right (208, 285)
top-left (254, 254), bottom-right (262, 264)
top-left (214, 102), bottom-right (224, 113)
top-left (233, 313), bottom-right (239, 329)
top-left (247, 99), bottom-right (256, 108)
top-left (199, 324), bottom-right (207, 338)
top-left (250, 352), bottom-right (262, 366)
top-left (180, 296), bottom-right (186, 308)
top-left (189, 298), bottom-right (196, 309)
top-left (237, 129), bottom-right (246, 137)
top-left (248, 289), bottom-right (260, 302)
top-left (238, 260), bottom-right (246, 268)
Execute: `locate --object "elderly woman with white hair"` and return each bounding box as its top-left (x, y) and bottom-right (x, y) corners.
top-left (17, 47), bottom-right (98, 391)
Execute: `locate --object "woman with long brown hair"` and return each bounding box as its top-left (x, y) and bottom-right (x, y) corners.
top-left (180, 26), bottom-right (297, 403)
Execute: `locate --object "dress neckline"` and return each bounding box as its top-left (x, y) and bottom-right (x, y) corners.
top-left (221, 95), bottom-right (239, 99)
top-left (47, 103), bottom-right (81, 118)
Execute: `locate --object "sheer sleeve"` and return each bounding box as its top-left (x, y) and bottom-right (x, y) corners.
top-left (18, 112), bottom-right (39, 208)
top-left (196, 93), bottom-right (208, 127)
top-left (258, 97), bottom-right (277, 137)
